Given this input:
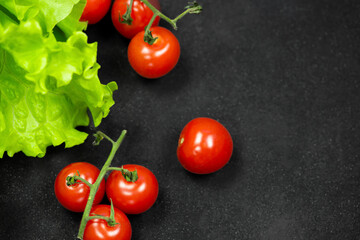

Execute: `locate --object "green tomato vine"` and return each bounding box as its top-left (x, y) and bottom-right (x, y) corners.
top-left (68, 130), bottom-right (137, 240)
top-left (120, 0), bottom-right (202, 44)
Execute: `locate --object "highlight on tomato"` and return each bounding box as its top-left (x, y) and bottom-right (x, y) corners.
top-left (111, 0), bottom-right (161, 39)
top-left (177, 117), bottom-right (233, 174)
top-left (128, 26), bottom-right (181, 79)
top-left (80, 0), bottom-right (112, 24)
top-left (106, 164), bottom-right (159, 214)
top-left (83, 204), bottom-right (132, 240)
top-left (54, 162), bottom-right (106, 212)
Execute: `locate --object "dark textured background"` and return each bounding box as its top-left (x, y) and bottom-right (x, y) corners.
top-left (1, 0), bottom-right (360, 239)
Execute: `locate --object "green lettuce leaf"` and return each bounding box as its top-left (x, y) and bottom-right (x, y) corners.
top-left (0, 0), bottom-right (117, 158)
top-left (0, 0), bottom-right (87, 34)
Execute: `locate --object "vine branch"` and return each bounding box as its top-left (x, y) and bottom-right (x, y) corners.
top-left (76, 130), bottom-right (127, 240)
top-left (120, 0), bottom-right (202, 44)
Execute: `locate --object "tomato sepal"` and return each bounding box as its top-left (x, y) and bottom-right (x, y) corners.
top-left (119, 0), bottom-right (134, 25)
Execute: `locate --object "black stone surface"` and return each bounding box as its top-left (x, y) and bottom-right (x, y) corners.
top-left (1, 0), bottom-right (360, 239)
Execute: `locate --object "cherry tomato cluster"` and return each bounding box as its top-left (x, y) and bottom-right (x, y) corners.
top-left (80, 0), bottom-right (180, 79)
top-left (55, 163), bottom-right (158, 240)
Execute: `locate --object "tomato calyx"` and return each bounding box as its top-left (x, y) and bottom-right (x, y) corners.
top-left (143, 14), bottom-right (159, 45)
top-left (120, 167), bottom-right (138, 182)
top-left (119, 0), bottom-right (134, 25)
top-left (88, 200), bottom-right (119, 227)
top-left (66, 171), bottom-right (92, 188)
top-left (108, 166), bottom-right (139, 182)
top-left (106, 164), bottom-right (159, 214)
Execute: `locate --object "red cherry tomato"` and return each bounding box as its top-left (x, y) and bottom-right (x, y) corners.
top-left (83, 204), bottom-right (132, 240)
top-left (111, 0), bottom-right (161, 39)
top-left (106, 164), bottom-right (159, 214)
top-left (54, 162), bottom-right (105, 212)
top-left (80, 0), bottom-right (112, 24)
top-left (177, 117), bottom-right (233, 174)
top-left (128, 26), bottom-right (180, 79)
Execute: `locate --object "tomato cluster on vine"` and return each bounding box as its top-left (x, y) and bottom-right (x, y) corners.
top-left (55, 162), bottom-right (158, 240)
top-left (80, 0), bottom-right (181, 79)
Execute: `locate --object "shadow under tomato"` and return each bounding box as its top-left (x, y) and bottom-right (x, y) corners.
top-left (183, 139), bottom-right (243, 190)
top-left (136, 46), bottom-right (193, 96)
top-left (126, 189), bottom-right (170, 239)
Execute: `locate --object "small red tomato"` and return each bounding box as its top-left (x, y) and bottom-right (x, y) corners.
top-left (106, 164), bottom-right (159, 214)
top-left (80, 0), bottom-right (112, 24)
top-left (54, 162), bottom-right (105, 212)
top-left (177, 117), bottom-right (233, 174)
top-left (128, 26), bottom-right (181, 79)
top-left (83, 204), bottom-right (132, 240)
top-left (111, 0), bottom-right (161, 39)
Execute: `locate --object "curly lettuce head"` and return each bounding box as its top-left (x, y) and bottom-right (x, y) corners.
top-left (0, 0), bottom-right (117, 157)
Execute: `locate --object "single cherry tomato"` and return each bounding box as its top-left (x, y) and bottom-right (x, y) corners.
top-left (177, 117), bottom-right (233, 174)
top-left (54, 162), bottom-right (105, 212)
top-left (83, 204), bottom-right (132, 240)
top-left (80, 0), bottom-right (112, 24)
top-left (128, 26), bottom-right (180, 79)
top-left (106, 164), bottom-right (159, 214)
top-left (111, 0), bottom-right (161, 39)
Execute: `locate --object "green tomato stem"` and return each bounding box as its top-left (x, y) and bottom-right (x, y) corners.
top-left (143, 13), bottom-right (159, 45)
top-left (76, 130), bottom-right (127, 240)
top-left (95, 131), bottom-right (116, 145)
top-left (140, 0), bottom-right (202, 30)
top-left (86, 215), bottom-right (111, 221)
top-left (107, 167), bottom-right (125, 171)
top-left (173, 7), bottom-right (195, 23)
top-left (140, 0), bottom-right (202, 44)
top-left (108, 199), bottom-right (118, 226)
top-left (140, 0), bottom-right (176, 29)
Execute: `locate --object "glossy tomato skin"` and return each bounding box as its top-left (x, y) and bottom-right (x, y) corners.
top-left (177, 118), bottom-right (233, 174)
top-left (54, 162), bottom-right (105, 212)
top-left (111, 0), bottom-right (161, 39)
top-left (83, 204), bottom-right (132, 240)
top-left (106, 164), bottom-right (159, 214)
top-left (80, 0), bottom-right (112, 24)
top-left (128, 27), bottom-right (180, 79)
